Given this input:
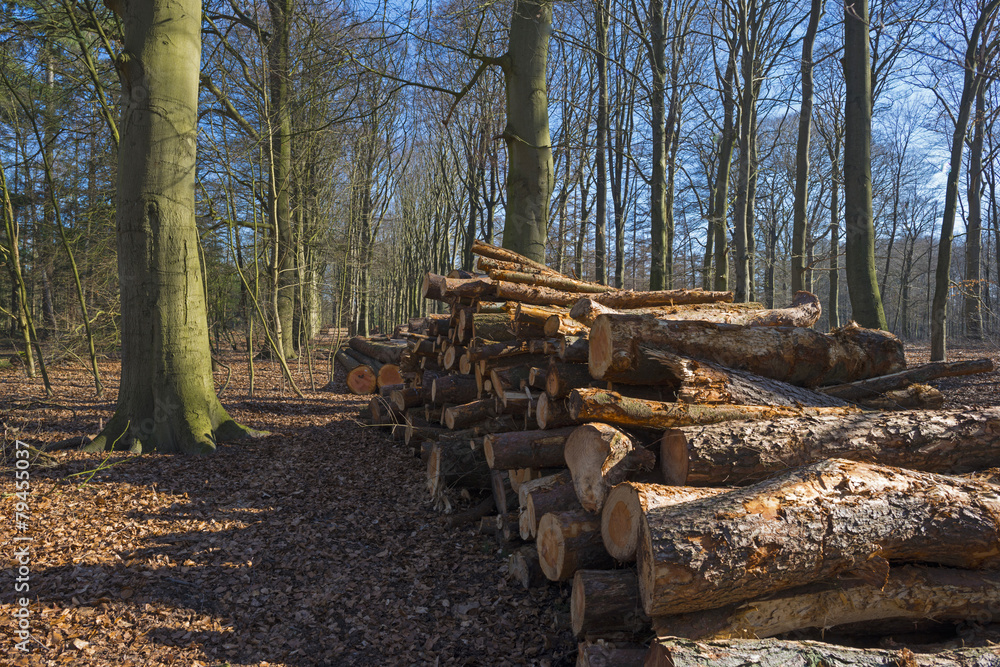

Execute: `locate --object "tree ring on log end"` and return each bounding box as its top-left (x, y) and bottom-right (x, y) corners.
top-left (588, 316), bottom-right (613, 379)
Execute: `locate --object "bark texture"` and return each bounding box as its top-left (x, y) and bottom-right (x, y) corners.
top-left (570, 291), bottom-right (818, 328)
top-left (537, 509), bottom-right (614, 581)
top-left (637, 458), bottom-right (1000, 617)
top-left (564, 423), bottom-right (656, 512)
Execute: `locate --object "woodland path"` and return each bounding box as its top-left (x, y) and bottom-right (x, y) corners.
top-left (0, 352), bottom-right (578, 666)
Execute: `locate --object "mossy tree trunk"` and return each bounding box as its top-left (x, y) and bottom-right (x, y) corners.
top-left (501, 0), bottom-right (554, 264)
top-left (86, 0), bottom-right (260, 454)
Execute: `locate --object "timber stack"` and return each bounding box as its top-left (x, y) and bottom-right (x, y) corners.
top-left (338, 240), bottom-right (1000, 665)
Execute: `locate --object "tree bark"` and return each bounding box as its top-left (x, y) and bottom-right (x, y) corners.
top-left (472, 239), bottom-right (558, 276)
top-left (637, 458), bottom-right (1000, 617)
top-left (484, 427), bottom-right (575, 469)
top-left (569, 295), bottom-right (814, 328)
top-left (88, 0), bottom-right (259, 452)
top-left (421, 273), bottom-right (498, 302)
top-left (660, 407), bottom-right (1000, 486)
top-left (652, 565), bottom-right (1000, 641)
top-left (519, 470), bottom-right (579, 539)
top-left (443, 399), bottom-right (496, 430)
top-left (487, 268), bottom-right (613, 293)
top-left (601, 483), bottom-right (725, 562)
top-left (508, 544), bottom-right (547, 589)
top-left (537, 509), bottom-right (614, 581)
top-left (571, 569), bottom-right (649, 638)
top-left (431, 374), bottom-right (478, 405)
top-left (564, 423), bottom-right (656, 512)
top-left (644, 637), bottom-right (1000, 667)
top-left (588, 315), bottom-right (904, 387)
top-left (568, 388), bottom-right (858, 432)
top-left (537, 392), bottom-right (582, 430)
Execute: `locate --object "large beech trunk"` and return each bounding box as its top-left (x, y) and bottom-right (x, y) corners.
top-left (637, 458), bottom-right (1000, 617)
top-left (564, 423), bottom-right (657, 512)
top-left (495, 282), bottom-right (734, 308)
top-left (545, 361), bottom-right (594, 398)
top-left (537, 392), bottom-right (583, 430)
top-left (644, 637), bottom-right (1000, 667)
top-left (508, 544), bottom-right (547, 589)
top-left (651, 565), bottom-right (1000, 641)
top-left (484, 427), bottom-right (576, 469)
top-left (570, 290), bottom-right (819, 328)
top-left (488, 268), bottom-right (613, 294)
top-left (443, 398), bottom-right (495, 430)
top-left (589, 316), bottom-right (905, 387)
top-left (537, 509), bottom-right (614, 581)
top-left (601, 483), bottom-right (725, 562)
top-left (660, 407), bottom-right (1000, 486)
top-left (567, 387), bottom-right (858, 430)
top-left (571, 569), bottom-right (650, 638)
top-left (472, 239), bottom-right (559, 276)
top-left (819, 358), bottom-right (995, 401)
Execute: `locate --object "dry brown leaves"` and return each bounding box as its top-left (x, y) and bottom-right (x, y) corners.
top-left (0, 350), bottom-right (577, 666)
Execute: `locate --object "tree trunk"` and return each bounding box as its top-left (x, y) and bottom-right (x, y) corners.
top-left (431, 374), bottom-right (478, 405)
top-left (652, 565), bottom-right (1000, 641)
top-left (508, 544), bottom-right (547, 589)
top-left (87, 0), bottom-right (259, 453)
top-left (964, 72), bottom-right (987, 339)
top-left (601, 482), bottom-right (724, 562)
top-left (537, 509), bottom-right (614, 581)
top-left (571, 569), bottom-right (649, 638)
top-left (564, 423), bottom-right (656, 512)
top-left (644, 638), bottom-right (1000, 667)
top-left (443, 399), bottom-right (496, 430)
top-left (791, 0), bottom-right (823, 294)
top-left (843, 0), bottom-right (887, 329)
top-left (578, 642), bottom-right (646, 667)
top-left (501, 0), bottom-right (554, 263)
top-left (536, 392), bottom-right (582, 429)
top-left (588, 315), bottom-right (905, 387)
top-left (637, 458), bottom-right (1000, 617)
top-left (486, 268), bottom-right (612, 293)
top-left (660, 407), bottom-right (1000, 487)
top-left (519, 470), bottom-right (579, 539)
top-left (819, 358), bottom-right (994, 402)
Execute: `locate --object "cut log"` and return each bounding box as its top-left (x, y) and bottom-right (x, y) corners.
top-left (589, 316), bottom-right (905, 387)
top-left (431, 374), bottom-right (478, 405)
top-left (601, 483), bottom-right (726, 562)
top-left (564, 423), bottom-right (657, 513)
top-left (490, 469), bottom-right (517, 515)
top-left (508, 544), bottom-right (547, 589)
top-left (499, 390), bottom-right (532, 415)
top-left (546, 362), bottom-right (595, 399)
top-left (514, 303), bottom-right (564, 337)
top-left (560, 335), bottom-right (589, 363)
top-left (537, 392), bottom-right (583, 430)
top-left (336, 350), bottom-right (377, 395)
top-left (426, 438), bottom-right (492, 498)
top-left (348, 336), bottom-right (409, 364)
top-left (389, 387), bottom-right (423, 412)
top-left (421, 273), bottom-right (497, 302)
top-left (820, 358), bottom-right (995, 401)
top-left (571, 291), bottom-right (819, 328)
top-left (471, 239), bottom-right (561, 276)
top-left (854, 383), bottom-right (944, 410)
top-left (519, 470), bottom-right (580, 540)
top-left (443, 399), bottom-right (496, 430)
top-left (577, 642), bottom-right (646, 667)
top-left (637, 458), bottom-right (1000, 617)
top-left (652, 565), bottom-right (1000, 641)
top-left (593, 288), bottom-right (733, 309)
top-left (644, 637), bottom-right (1000, 667)
top-left (537, 509), bottom-right (615, 581)
top-left (568, 388), bottom-right (859, 430)
top-left (571, 569), bottom-right (650, 638)
top-left (488, 268), bottom-right (615, 294)
top-left (545, 313), bottom-right (590, 337)
top-left (660, 406), bottom-right (1000, 486)
top-left (484, 427), bottom-right (576, 469)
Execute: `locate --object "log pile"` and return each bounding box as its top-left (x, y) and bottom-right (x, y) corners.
top-left (341, 240), bottom-right (999, 663)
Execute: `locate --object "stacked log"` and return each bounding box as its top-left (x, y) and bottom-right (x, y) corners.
top-left (341, 239), bottom-right (999, 661)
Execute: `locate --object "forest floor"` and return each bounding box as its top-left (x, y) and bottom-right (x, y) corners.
top-left (1, 338), bottom-right (999, 667)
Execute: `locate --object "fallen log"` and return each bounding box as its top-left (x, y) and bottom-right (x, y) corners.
top-left (488, 268), bottom-right (614, 294)
top-left (537, 509), bottom-right (615, 581)
top-left (589, 316), bottom-right (905, 387)
top-left (568, 388), bottom-right (859, 431)
top-left (518, 470), bottom-right (580, 539)
top-left (571, 569), bottom-right (650, 638)
top-left (659, 406), bottom-right (1000, 486)
top-left (421, 273), bottom-right (497, 302)
top-left (601, 483), bottom-right (726, 562)
top-left (820, 358), bottom-right (995, 401)
top-left (348, 336), bottom-right (409, 365)
top-left (644, 637), bottom-right (1000, 667)
top-left (514, 303), bottom-right (564, 337)
top-left (570, 291), bottom-right (818, 328)
top-left (637, 458), bottom-right (1000, 617)
top-left (564, 423), bottom-right (657, 512)
top-left (651, 565), bottom-right (1000, 641)
top-left (342, 346), bottom-right (402, 388)
top-left (484, 427), bottom-right (576, 469)
top-left (336, 350), bottom-right (377, 395)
